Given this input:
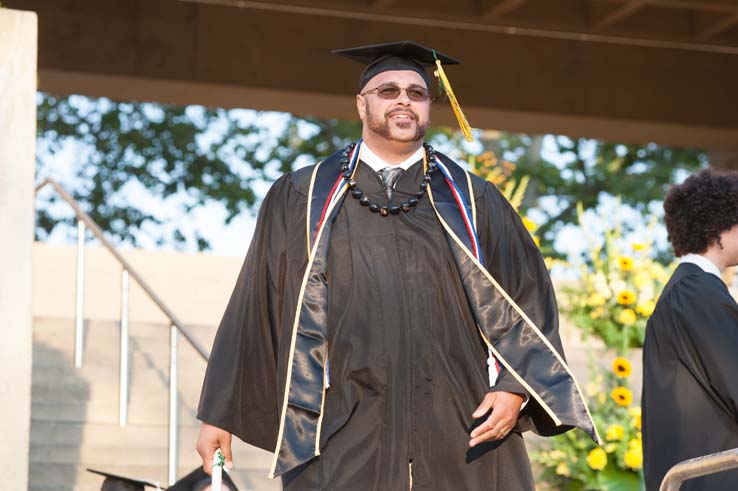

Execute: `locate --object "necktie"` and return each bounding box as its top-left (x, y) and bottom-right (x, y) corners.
top-left (380, 167), bottom-right (404, 200)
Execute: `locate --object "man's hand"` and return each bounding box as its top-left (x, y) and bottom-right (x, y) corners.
top-left (469, 391), bottom-right (525, 447)
top-left (196, 422), bottom-right (234, 475)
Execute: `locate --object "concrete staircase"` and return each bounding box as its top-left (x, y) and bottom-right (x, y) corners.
top-left (29, 316), bottom-right (280, 491)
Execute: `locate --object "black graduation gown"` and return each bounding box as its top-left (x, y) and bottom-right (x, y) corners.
top-left (642, 263), bottom-right (738, 491)
top-left (198, 159), bottom-right (565, 490)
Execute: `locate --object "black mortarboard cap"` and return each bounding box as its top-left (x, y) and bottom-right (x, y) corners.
top-left (166, 466), bottom-right (239, 491)
top-left (87, 469), bottom-right (161, 491)
top-left (332, 41), bottom-right (460, 91)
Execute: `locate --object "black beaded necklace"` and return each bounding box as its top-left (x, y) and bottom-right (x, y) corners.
top-left (340, 142), bottom-right (439, 217)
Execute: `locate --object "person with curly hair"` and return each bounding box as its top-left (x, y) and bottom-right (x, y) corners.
top-left (642, 169), bottom-right (738, 491)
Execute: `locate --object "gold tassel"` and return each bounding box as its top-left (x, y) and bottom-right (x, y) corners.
top-left (435, 58), bottom-right (474, 142)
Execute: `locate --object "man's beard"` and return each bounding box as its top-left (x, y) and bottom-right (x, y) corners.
top-left (365, 103), bottom-right (429, 142)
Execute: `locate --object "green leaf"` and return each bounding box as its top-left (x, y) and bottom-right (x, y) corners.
top-left (594, 467), bottom-right (642, 491)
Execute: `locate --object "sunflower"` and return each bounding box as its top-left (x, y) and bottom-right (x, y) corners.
top-left (617, 290), bottom-right (637, 305)
top-left (587, 448), bottom-right (607, 470)
top-left (618, 309), bottom-right (637, 325)
top-left (612, 387), bottom-right (634, 407)
top-left (618, 256), bottom-right (634, 271)
top-left (612, 357), bottom-right (633, 378)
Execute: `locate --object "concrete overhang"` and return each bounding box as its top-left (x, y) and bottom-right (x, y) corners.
top-left (6, 0), bottom-right (738, 152)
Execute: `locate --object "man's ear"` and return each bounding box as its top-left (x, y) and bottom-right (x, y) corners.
top-left (356, 94), bottom-right (366, 120)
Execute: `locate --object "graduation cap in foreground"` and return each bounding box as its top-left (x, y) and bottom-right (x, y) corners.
top-left (86, 469), bottom-right (162, 491)
top-left (88, 467), bottom-right (238, 491)
top-left (167, 466), bottom-right (239, 491)
top-left (333, 40), bottom-right (473, 142)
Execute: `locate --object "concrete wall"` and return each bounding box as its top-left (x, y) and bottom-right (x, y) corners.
top-left (32, 242), bottom-right (244, 328)
top-left (0, 8), bottom-right (37, 490)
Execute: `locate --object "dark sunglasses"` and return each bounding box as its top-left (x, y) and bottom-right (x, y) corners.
top-left (360, 83), bottom-right (431, 102)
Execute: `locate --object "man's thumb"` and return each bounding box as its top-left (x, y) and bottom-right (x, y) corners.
top-left (221, 433), bottom-right (234, 469)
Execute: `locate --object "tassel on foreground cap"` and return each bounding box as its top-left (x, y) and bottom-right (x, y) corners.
top-left (333, 40), bottom-right (474, 142)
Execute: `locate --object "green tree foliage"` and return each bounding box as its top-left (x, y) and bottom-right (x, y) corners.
top-left (482, 134), bottom-right (705, 256)
top-left (36, 94), bottom-right (364, 249)
top-left (36, 93), bottom-right (704, 252)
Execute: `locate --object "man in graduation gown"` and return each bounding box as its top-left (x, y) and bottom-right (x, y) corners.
top-left (196, 41), bottom-right (598, 490)
top-left (642, 169), bottom-right (738, 491)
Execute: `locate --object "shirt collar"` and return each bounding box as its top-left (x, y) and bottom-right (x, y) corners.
top-left (680, 253), bottom-right (722, 279)
top-left (359, 143), bottom-right (425, 173)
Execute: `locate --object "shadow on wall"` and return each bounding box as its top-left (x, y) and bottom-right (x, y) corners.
top-left (29, 337), bottom-right (89, 490)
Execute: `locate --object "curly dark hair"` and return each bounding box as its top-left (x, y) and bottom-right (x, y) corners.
top-left (664, 169), bottom-right (738, 257)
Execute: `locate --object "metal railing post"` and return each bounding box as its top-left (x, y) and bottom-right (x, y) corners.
top-left (168, 325), bottom-right (179, 485)
top-left (119, 269), bottom-right (130, 427)
top-left (74, 220), bottom-right (86, 368)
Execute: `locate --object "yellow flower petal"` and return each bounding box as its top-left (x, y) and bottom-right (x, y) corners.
top-left (624, 447), bottom-right (643, 469)
top-left (522, 216), bottom-right (537, 232)
top-left (590, 306), bottom-right (605, 320)
top-left (555, 462), bottom-right (571, 477)
top-left (618, 309), bottom-right (637, 326)
top-left (637, 299), bottom-right (656, 316)
top-left (605, 424), bottom-right (625, 441)
top-left (587, 448), bottom-right (608, 471)
top-left (587, 293), bottom-right (606, 307)
top-left (633, 271), bottom-right (651, 289)
top-left (549, 450), bottom-right (566, 460)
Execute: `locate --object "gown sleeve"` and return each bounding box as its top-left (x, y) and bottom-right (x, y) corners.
top-left (476, 182), bottom-right (564, 406)
top-left (672, 273), bottom-right (738, 420)
top-left (197, 174), bottom-right (292, 451)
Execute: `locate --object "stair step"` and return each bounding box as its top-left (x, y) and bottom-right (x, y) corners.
top-left (31, 401), bottom-right (201, 426)
top-left (31, 368), bottom-right (207, 398)
top-left (29, 442), bottom-right (272, 469)
top-left (31, 421), bottom-right (196, 447)
top-left (28, 316), bottom-right (275, 491)
top-left (33, 317), bottom-right (217, 344)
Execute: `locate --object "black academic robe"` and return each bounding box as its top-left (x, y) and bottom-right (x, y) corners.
top-left (642, 263), bottom-right (738, 491)
top-left (198, 158), bottom-right (571, 490)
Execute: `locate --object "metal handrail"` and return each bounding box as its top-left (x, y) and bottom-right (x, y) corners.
top-left (34, 177), bottom-right (210, 485)
top-left (35, 178), bottom-right (210, 360)
top-left (659, 448), bottom-right (738, 491)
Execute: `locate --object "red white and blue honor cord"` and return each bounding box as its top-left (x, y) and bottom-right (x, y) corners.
top-left (432, 157), bottom-right (501, 385)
